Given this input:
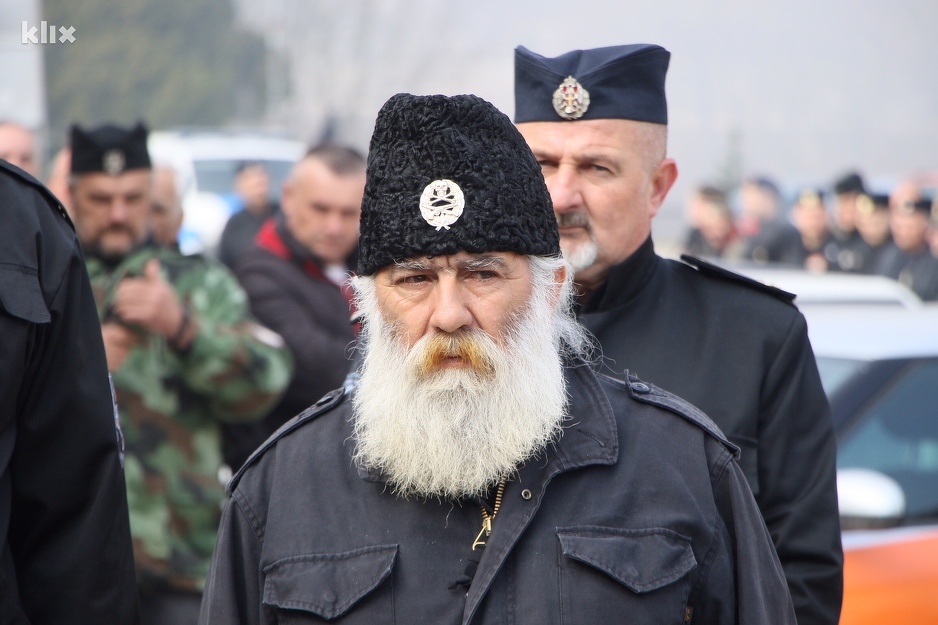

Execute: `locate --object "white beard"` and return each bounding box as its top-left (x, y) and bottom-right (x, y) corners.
top-left (562, 236), bottom-right (599, 273)
top-left (351, 280), bottom-right (569, 499)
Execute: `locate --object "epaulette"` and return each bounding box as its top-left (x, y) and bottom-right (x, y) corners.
top-left (679, 254), bottom-right (796, 304)
top-left (0, 160), bottom-right (73, 225)
top-left (227, 387), bottom-right (347, 494)
top-left (602, 371), bottom-right (739, 459)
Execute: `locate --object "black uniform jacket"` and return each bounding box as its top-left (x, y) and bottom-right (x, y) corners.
top-left (201, 362), bottom-right (796, 625)
top-left (0, 162), bottom-right (139, 623)
top-left (579, 237), bottom-right (843, 625)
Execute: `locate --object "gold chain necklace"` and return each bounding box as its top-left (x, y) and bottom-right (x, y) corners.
top-left (472, 478), bottom-right (507, 551)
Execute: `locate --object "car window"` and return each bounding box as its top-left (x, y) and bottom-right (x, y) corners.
top-left (836, 359), bottom-right (938, 520)
top-left (193, 159), bottom-right (294, 198)
top-left (816, 356), bottom-right (866, 396)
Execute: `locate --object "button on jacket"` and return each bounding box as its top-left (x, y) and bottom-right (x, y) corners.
top-left (201, 362), bottom-right (796, 625)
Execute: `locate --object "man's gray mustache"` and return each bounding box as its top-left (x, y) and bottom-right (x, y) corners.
top-left (556, 213), bottom-right (591, 230)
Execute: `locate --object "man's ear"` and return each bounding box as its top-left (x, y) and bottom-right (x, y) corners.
top-left (548, 262), bottom-right (567, 309)
top-left (648, 158), bottom-right (678, 219)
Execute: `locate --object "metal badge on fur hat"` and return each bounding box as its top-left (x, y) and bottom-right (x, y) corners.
top-left (357, 93), bottom-right (559, 276)
top-left (514, 44), bottom-right (671, 124)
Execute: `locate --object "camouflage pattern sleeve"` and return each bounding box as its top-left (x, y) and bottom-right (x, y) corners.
top-left (164, 255), bottom-right (294, 423)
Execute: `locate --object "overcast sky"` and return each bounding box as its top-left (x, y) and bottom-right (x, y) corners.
top-left (246, 0), bottom-right (936, 241)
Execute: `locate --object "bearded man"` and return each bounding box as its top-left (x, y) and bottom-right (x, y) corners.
top-left (200, 93), bottom-right (795, 625)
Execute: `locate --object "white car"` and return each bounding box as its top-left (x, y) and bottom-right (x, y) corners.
top-left (734, 265), bottom-right (923, 308)
top-left (148, 129), bottom-right (306, 254)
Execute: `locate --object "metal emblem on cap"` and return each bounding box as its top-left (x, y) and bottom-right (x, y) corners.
top-left (102, 149), bottom-right (126, 175)
top-left (419, 179), bottom-right (465, 231)
top-left (553, 76), bottom-right (590, 120)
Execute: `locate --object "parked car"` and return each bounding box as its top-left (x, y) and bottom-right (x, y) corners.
top-left (148, 128), bottom-right (306, 254)
top-left (802, 304), bottom-right (938, 624)
top-left (717, 263), bottom-right (924, 308)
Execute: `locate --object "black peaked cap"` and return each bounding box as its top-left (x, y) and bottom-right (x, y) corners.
top-left (358, 93), bottom-right (559, 276)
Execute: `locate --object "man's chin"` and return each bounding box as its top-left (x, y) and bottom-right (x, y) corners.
top-left (561, 239), bottom-right (599, 273)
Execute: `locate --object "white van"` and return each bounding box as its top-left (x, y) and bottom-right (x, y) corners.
top-left (148, 129), bottom-right (306, 254)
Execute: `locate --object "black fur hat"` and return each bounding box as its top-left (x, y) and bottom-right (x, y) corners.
top-left (357, 93), bottom-right (559, 276)
top-left (70, 122), bottom-right (151, 174)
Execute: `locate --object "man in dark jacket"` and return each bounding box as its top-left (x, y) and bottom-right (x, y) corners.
top-left (223, 144), bottom-right (365, 469)
top-left (0, 160), bottom-right (140, 623)
top-left (513, 44), bottom-right (842, 625)
top-left (200, 93), bottom-right (795, 624)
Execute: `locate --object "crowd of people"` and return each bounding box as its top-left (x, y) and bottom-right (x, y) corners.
top-left (683, 172), bottom-right (938, 300)
top-left (4, 40), bottom-right (910, 624)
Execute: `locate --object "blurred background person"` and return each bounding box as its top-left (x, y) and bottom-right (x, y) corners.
top-left (853, 193), bottom-right (893, 274)
top-left (875, 190), bottom-right (938, 300)
top-left (150, 164), bottom-right (185, 250)
top-left (0, 121), bottom-right (39, 177)
top-left (790, 188), bottom-right (836, 272)
top-left (1, 159), bottom-right (140, 624)
top-left (217, 161), bottom-right (277, 269)
top-left (223, 144), bottom-right (365, 470)
top-left (827, 171), bottom-right (867, 271)
top-left (736, 174), bottom-right (802, 264)
top-left (683, 184), bottom-right (744, 260)
top-left (928, 199), bottom-right (938, 259)
top-left (68, 121), bottom-right (292, 624)
top-left (44, 145), bottom-right (73, 214)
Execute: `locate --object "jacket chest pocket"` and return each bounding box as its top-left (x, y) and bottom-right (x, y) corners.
top-left (558, 527), bottom-right (696, 625)
top-left (262, 545), bottom-right (397, 624)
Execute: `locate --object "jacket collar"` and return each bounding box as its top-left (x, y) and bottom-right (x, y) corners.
top-left (580, 235), bottom-right (659, 314)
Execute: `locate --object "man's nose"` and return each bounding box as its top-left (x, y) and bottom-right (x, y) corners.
top-left (547, 166), bottom-right (583, 215)
top-left (109, 199), bottom-right (129, 223)
top-left (428, 278), bottom-right (474, 335)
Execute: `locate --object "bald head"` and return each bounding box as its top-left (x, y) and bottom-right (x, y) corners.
top-left (150, 166), bottom-right (184, 248)
top-left (281, 145), bottom-right (366, 265)
top-left (0, 122), bottom-right (38, 177)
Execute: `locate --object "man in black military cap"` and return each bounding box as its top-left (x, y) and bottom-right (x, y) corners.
top-left (827, 171), bottom-right (868, 271)
top-left (200, 92), bottom-right (795, 624)
top-left (68, 122), bottom-right (292, 625)
top-left (854, 192), bottom-right (894, 273)
top-left (514, 44), bottom-right (842, 625)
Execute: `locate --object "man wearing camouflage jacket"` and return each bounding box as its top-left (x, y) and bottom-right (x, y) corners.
top-left (69, 122), bottom-right (292, 624)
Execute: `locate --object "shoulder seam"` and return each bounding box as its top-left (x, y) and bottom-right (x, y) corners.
top-left (679, 254), bottom-right (796, 304)
top-left (227, 387), bottom-right (347, 494)
top-left (606, 371), bottom-right (740, 458)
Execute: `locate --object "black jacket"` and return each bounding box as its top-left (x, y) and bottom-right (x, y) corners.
top-left (201, 364), bottom-right (795, 624)
top-left (223, 219), bottom-right (356, 468)
top-left (578, 237), bottom-right (843, 625)
top-left (0, 162), bottom-right (139, 623)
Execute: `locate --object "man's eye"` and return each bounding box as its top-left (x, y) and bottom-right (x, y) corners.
top-left (399, 275), bottom-right (427, 285)
top-left (472, 270), bottom-right (498, 280)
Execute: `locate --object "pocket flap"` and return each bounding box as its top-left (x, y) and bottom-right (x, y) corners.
top-left (263, 545), bottom-right (397, 619)
top-left (0, 264), bottom-right (49, 323)
top-left (558, 528), bottom-right (696, 593)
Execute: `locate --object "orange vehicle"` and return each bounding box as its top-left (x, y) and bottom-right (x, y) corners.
top-left (805, 305), bottom-right (938, 625)
top-left (840, 527), bottom-right (938, 624)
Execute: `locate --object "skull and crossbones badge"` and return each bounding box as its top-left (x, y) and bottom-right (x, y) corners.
top-left (419, 179), bottom-right (465, 230)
